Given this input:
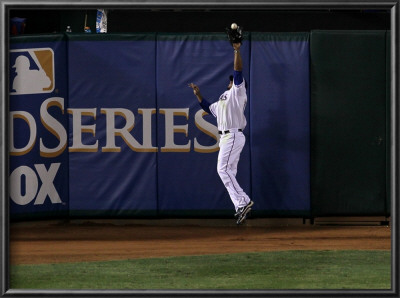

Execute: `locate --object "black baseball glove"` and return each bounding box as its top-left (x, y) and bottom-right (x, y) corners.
top-left (225, 25), bottom-right (243, 45)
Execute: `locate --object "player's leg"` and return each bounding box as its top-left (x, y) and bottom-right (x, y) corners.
top-left (228, 134), bottom-right (251, 209)
top-left (228, 133), bottom-right (251, 208)
top-left (225, 133), bottom-right (254, 224)
top-left (217, 133), bottom-right (250, 211)
top-left (223, 135), bottom-right (243, 210)
top-left (230, 144), bottom-right (240, 177)
top-left (217, 134), bottom-right (237, 208)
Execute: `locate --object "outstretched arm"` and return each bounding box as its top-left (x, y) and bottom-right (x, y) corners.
top-left (188, 83), bottom-right (212, 114)
top-left (233, 43), bottom-right (242, 72)
top-left (232, 43), bottom-right (244, 86)
top-left (188, 83), bottom-right (203, 103)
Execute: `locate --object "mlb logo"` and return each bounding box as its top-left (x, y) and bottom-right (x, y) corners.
top-left (10, 48), bottom-right (55, 95)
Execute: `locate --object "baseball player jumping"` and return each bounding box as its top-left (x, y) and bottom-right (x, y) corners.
top-left (188, 40), bottom-right (254, 225)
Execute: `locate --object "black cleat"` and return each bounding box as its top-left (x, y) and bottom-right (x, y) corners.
top-left (235, 201), bottom-right (254, 224)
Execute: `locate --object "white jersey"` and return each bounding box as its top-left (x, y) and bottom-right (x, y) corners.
top-left (209, 79), bottom-right (247, 132)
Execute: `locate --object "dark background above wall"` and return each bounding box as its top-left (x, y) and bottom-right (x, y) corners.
top-left (9, 9), bottom-right (390, 34)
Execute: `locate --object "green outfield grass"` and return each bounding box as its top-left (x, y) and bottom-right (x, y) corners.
top-left (11, 250), bottom-right (391, 290)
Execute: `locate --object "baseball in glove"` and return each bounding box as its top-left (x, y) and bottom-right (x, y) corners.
top-left (225, 23), bottom-right (243, 45)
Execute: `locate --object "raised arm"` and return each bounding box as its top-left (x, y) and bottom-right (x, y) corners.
top-left (233, 43), bottom-right (242, 71)
top-left (188, 83), bottom-right (203, 103)
top-left (232, 43), bottom-right (244, 86)
top-left (188, 83), bottom-right (212, 114)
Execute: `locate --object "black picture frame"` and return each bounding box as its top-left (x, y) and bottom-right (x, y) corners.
top-left (1, 1), bottom-right (398, 297)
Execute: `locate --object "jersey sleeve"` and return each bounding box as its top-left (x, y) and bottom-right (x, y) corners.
top-left (233, 79), bottom-right (246, 100)
top-left (233, 70), bottom-right (244, 86)
top-left (233, 70), bottom-right (246, 94)
top-left (199, 98), bottom-right (211, 114)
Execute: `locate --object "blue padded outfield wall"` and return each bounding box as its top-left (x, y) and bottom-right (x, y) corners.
top-left (9, 35), bottom-right (69, 218)
top-left (67, 35), bottom-right (158, 217)
top-left (250, 33), bottom-right (310, 215)
top-left (9, 31), bottom-right (388, 219)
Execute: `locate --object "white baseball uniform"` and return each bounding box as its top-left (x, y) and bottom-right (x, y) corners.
top-left (206, 74), bottom-right (251, 212)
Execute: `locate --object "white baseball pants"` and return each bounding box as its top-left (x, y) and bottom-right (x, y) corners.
top-left (217, 131), bottom-right (251, 211)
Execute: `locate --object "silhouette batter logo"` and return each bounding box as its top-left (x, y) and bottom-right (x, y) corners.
top-left (10, 48), bottom-right (55, 95)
